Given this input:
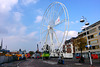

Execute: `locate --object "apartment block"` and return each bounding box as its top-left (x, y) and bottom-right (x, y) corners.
top-left (76, 21), bottom-right (100, 58)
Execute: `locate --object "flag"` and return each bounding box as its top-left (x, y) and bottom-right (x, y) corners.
top-left (55, 16), bottom-right (60, 25)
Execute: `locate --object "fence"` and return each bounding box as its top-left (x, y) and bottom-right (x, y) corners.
top-left (0, 56), bottom-right (17, 64)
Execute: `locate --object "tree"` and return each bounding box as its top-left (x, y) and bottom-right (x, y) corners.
top-left (73, 37), bottom-right (87, 63)
top-left (36, 50), bottom-right (41, 53)
top-left (29, 51), bottom-right (35, 56)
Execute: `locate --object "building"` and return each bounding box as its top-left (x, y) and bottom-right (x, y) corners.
top-left (76, 21), bottom-right (100, 58)
top-left (63, 37), bottom-right (76, 53)
top-left (63, 37), bottom-right (76, 58)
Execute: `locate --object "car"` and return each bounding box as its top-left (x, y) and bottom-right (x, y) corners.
top-left (76, 53), bottom-right (81, 59)
top-left (35, 53), bottom-right (41, 59)
top-left (76, 56), bottom-right (81, 59)
top-left (91, 54), bottom-right (98, 59)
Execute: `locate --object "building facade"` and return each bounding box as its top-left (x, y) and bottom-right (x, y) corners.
top-left (76, 21), bottom-right (100, 58)
top-left (63, 37), bottom-right (75, 58)
top-left (63, 37), bottom-right (76, 54)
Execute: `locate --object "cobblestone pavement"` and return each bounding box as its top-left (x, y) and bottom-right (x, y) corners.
top-left (0, 58), bottom-right (100, 67)
top-left (0, 60), bottom-right (25, 67)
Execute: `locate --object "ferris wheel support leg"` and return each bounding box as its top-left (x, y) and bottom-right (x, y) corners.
top-left (45, 31), bottom-right (49, 44)
top-left (53, 30), bottom-right (60, 47)
top-left (49, 31), bottom-right (54, 52)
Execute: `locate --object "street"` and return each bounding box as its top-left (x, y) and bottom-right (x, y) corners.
top-left (1, 58), bottom-right (100, 67)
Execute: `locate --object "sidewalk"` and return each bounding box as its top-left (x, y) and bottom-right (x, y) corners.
top-left (50, 58), bottom-right (100, 67)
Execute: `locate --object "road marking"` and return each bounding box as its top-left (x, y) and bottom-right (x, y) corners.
top-left (43, 61), bottom-right (57, 65)
top-left (66, 65), bottom-right (70, 67)
top-left (75, 63), bottom-right (82, 65)
top-left (17, 61), bottom-right (22, 67)
top-left (17, 60), bottom-right (26, 67)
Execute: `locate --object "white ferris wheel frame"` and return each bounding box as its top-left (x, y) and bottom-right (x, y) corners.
top-left (41, 1), bottom-right (69, 52)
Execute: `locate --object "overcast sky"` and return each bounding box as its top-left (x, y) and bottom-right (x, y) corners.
top-left (0, 0), bottom-right (100, 52)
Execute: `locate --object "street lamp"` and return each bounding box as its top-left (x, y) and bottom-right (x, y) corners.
top-left (80, 16), bottom-right (89, 25)
top-left (80, 16), bottom-right (93, 66)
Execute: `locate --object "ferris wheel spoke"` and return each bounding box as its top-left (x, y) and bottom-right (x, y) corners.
top-left (48, 10), bottom-right (53, 26)
top-left (43, 16), bottom-right (48, 24)
top-left (51, 4), bottom-right (59, 25)
top-left (44, 6), bottom-right (51, 24)
top-left (50, 6), bottom-right (54, 22)
top-left (55, 4), bottom-right (60, 16)
top-left (53, 19), bottom-right (67, 27)
top-left (51, 4), bottom-right (58, 22)
top-left (53, 28), bottom-right (62, 32)
top-left (54, 7), bottom-right (63, 22)
top-left (42, 24), bottom-right (48, 28)
top-left (50, 5), bottom-right (55, 26)
top-left (41, 31), bottom-right (48, 44)
top-left (51, 5), bottom-right (58, 26)
top-left (41, 34), bottom-right (46, 42)
top-left (52, 5), bottom-right (55, 21)
top-left (41, 29), bottom-right (48, 34)
top-left (47, 6), bottom-right (53, 25)
top-left (48, 13), bottom-right (51, 25)
top-left (53, 5), bottom-right (60, 22)
top-left (53, 30), bottom-right (60, 46)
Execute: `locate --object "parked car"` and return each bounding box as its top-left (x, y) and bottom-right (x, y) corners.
top-left (76, 53), bottom-right (81, 59)
top-left (76, 56), bottom-right (81, 59)
top-left (35, 53), bottom-right (41, 59)
top-left (91, 54), bottom-right (98, 59)
top-left (27, 53), bottom-right (31, 58)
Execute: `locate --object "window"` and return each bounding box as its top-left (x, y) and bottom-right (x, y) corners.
top-left (92, 24), bottom-right (96, 27)
top-left (90, 40), bottom-right (98, 44)
top-left (83, 32), bottom-right (86, 36)
top-left (64, 46), bottom-right (67, 52)
top-left (89, 28), bottom-right (96, 34)
top-left (86, 47), bottom-right (88, 50)
top-left (88, 35), bottom-right (94, 39)
top-left (82, 29), bottom-right (85, 31)
top-left (78, 48), bottom-right (81, 51)
top-left (92, 46), bottom-right (95, 49)
top-left (92, 45), bottom-right (99, 49)
top-left (88, 36), bottom-right (90, 39)
top-left (91, 35), bottom-right (93, 38)
top-left (95, 52), bottom-right (100, 54)
top-left (86, 27), bottom-right (89, 30)
top-left (95, 45), bottom-right (99, 49)
top-left (87, 31), bottom-right (89, 34)
top-left (89, 41), bottom-right (90, 45)
top-left (94, 34), bottom-right (97, 38)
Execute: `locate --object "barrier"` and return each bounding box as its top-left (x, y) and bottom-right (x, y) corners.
top-left (0, 56), bottom-right (17, 64)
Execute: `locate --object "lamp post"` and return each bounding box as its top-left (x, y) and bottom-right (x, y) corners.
top-left (80, 16), bottom-right (93, 66)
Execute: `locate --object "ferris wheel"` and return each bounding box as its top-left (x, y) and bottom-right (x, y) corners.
top-left (41, 2), bottom-right (69, 54)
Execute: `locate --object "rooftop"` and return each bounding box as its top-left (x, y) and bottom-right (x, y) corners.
top-left (78, 20), bottom-right (100, 34)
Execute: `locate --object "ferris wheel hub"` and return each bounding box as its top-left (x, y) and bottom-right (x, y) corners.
top-left (48, 25), bottom-right (52, 30)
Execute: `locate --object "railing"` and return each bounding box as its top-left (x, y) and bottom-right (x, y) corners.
top-left (0, 56), bottom-right (17, 64)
